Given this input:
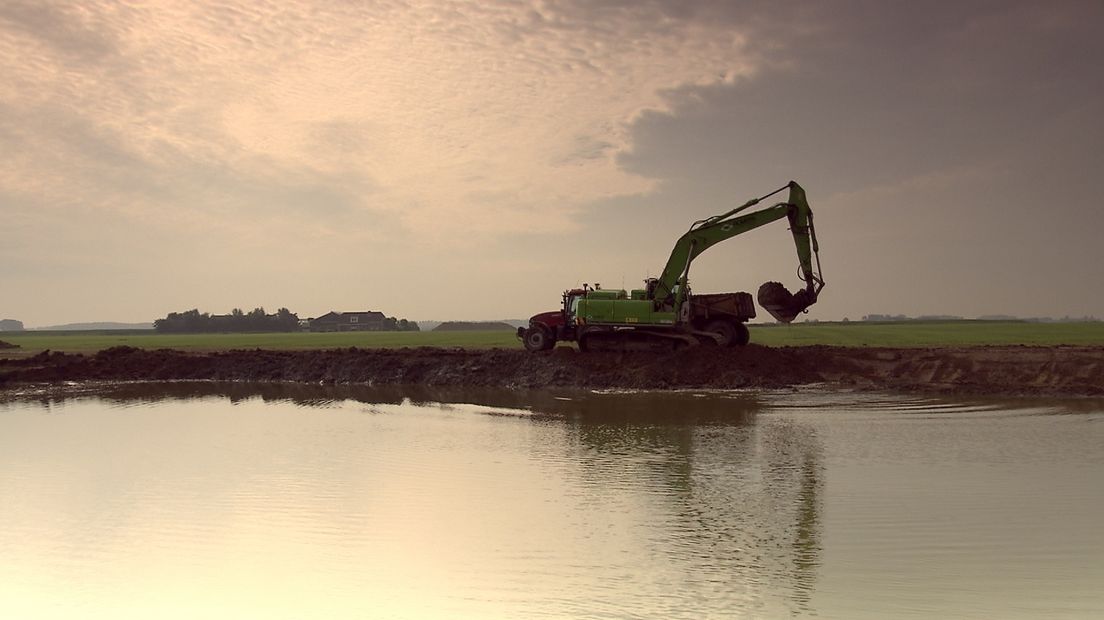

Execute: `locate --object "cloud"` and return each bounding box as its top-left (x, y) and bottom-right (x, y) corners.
top-left (598, 0), bottom-right (1104, 319)
top-left (0, 0), bottom-right (119, 60)
top-left (1, 0), bottom-right (774, 247)
top-left (6, 1), bottom-right (1101, 324)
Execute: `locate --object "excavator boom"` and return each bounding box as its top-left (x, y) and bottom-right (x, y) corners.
top-left (654, 181), bottom-right (823, 322)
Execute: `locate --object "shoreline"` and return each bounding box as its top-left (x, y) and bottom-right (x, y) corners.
top-left (2, 344), bottom-right (1103, 398)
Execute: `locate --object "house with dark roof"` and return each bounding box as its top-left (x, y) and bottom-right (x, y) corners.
top-left (309, 311), bottom-right (387, 332)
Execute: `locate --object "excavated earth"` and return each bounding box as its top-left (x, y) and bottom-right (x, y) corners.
top-left (1, 345), bottom-right (1103, 397)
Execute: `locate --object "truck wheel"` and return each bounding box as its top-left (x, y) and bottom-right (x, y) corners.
top-left (704, 320), bottom-right (739, 347)
top-left (523, 326), bottom-right (554, 352)
top-left (732, 321), bottom-right (750, 346)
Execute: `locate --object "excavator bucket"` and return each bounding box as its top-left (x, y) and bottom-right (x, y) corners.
top-left (757, 281), bottom-right (814, 323)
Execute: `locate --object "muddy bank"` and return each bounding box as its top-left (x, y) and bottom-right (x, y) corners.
top-left (1, 345), bottom-right (1102, 396)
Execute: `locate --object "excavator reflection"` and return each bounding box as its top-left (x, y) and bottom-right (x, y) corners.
top-left (535, 390), bottom-right (824, 613)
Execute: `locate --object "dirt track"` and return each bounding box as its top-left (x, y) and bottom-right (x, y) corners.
top-left (2, 344), bottom-right (1103, 397)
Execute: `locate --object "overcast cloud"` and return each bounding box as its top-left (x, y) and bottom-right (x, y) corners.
top-left (2, 1), bottom-right (1102, 325)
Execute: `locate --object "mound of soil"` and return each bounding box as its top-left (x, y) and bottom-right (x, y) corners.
top-left (0, 340), bottom-right (19, 350)
top-left (2, 345), bottom-right (1102, 396)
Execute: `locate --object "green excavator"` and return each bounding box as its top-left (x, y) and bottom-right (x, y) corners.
top-left (518, 181), bottom-right (825, 352)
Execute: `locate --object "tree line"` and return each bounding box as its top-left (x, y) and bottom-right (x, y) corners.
top-left (380, 317), bottom-right (421, 331)
top-left (154, 308), bottom-right (300, 333)
top-left (153, 308), bottom-right (422, 333)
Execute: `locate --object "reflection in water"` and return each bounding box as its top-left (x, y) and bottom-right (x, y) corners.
top-left (3, 383), bottom-right (1101, 618)
top-left (548, 391), bottom-right (824, 613)
top-left (0, 382), bottom-right (825, 617)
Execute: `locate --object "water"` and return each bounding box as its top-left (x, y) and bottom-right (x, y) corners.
top-left (1, 383), bottom-right (1102, 619)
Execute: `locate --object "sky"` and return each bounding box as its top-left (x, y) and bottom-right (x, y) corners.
top-left (2, 0), bottom-right (1102, 326)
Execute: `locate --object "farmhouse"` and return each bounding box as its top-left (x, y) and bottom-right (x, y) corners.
top-left (309, 311), bottom-right (387, 332)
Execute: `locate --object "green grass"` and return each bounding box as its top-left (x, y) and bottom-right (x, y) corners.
top-left (0, 330), bottom-right (521, 356)
top-left (1, 321), bottom-right (1102, 357)
top-left (749, 320), bottom-right (1104, 347)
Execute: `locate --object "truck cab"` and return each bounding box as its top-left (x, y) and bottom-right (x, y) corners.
top-left (516, 287), bottom-right (587, 351)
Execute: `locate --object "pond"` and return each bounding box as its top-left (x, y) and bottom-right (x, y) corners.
top-left (2, 383), bottom-right (1102, 618)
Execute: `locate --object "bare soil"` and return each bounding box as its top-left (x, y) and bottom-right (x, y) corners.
top-left (2, 345), bottom-right (1102, 397)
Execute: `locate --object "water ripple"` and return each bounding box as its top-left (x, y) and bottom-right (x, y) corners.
top-left (0, 387), bottom-right (1101, 618)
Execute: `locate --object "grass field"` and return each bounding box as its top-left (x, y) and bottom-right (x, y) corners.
top-left (0, 330), bottom-right (518, 356)
top-left (750, 320), bottom-right (1104, 347)
top-left (2, 321), bottom-right (1103, 357)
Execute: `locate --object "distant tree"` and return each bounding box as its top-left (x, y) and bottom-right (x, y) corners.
top-left (155, 307), bottom-right (301, 333)
top-left (274, 308), bottom-right (299, 331)
top-left (863, 314), bottom-right (909, 322)
top-left (155, 309), bottom-right (210, 333)
top-left (246, 307), bottom-right (266, 331)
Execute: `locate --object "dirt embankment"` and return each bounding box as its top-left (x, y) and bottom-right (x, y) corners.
top-left (2, 345), bottom-right (1103, 396)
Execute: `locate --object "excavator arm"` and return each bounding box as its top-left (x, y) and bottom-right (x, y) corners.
top-left (652, 181), bottom-right (824, 323)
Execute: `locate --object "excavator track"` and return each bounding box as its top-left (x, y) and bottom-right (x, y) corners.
top-left (578, 328), bottom-right (704, 352)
